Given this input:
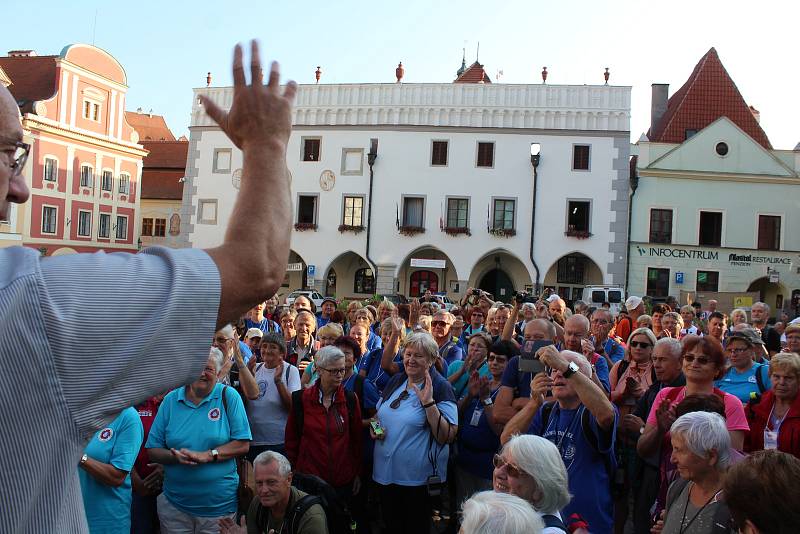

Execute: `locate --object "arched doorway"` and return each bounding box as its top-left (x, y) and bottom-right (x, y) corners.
top-left (543, 252), bottom-right (604, 308)
top-left (410, 270), bottom-right (438, 296)
top-left (747, 277), bottom-right (787, 315)
top-left (323, 251), bottom-right (373, 299)
top-left (281, 250), bottom-right (307, 302)
top-left (479, 269), bottom-right (514, 303)
top-left (326, 268), bottom-right (337, 296)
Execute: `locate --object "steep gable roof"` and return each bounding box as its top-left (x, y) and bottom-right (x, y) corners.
top-left (454, 61), bottom-right (492, 84)
top-left (0, 55), bottom-right (59, 105)
top-left (125, 111), bottom-right (176, 141)
top-left (649, 48), bottom-right (771, 149)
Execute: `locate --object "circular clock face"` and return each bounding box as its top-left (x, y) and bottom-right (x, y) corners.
top-left (319, 170), bottom-right (335, 191)
top-left (232, 169), bottom-right (242, 190)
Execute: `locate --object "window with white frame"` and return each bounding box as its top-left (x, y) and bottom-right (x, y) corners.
top-left (154, 218), bottom-right (166, 237)
top-left (118, 173), bottom-right (130, 194)
top-left (492, 199), bottom-right (515, 230)
top-left (402, 197), bottom-right (424, 227)
top-left (98, 213), bottom-right (111, 238)
top-left (213, 149), bottom-right (232, 173)
top-left (80, 165), bottom-right (93, 188)
top-left (77, 211), bottom-right (91, 237)
top-left (41, 206), bottom-right (57, 234)
top-left (115, 215), bottom-right (128, 239)
top-left (43, 158), bottom-right (57, 182)
top-left (101, 170), bottom-right (113, 192)
top-left (342, 196), bottom-right (364, 227)
top-left (83, 100), bottom-right (101, 122)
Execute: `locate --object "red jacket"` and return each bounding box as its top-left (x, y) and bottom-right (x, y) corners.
top-left (285, 382), bottom-right (362, 487)
top-left (745, 390), bottom-right (800, 459)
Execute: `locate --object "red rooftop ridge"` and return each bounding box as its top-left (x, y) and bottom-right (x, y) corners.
top-left (454, 61), bottom-right (492, 84)
top-left (649, 47), bottom-right (771, 149)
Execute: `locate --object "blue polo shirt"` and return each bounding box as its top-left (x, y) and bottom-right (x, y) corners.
top-left (501, 356), bottom-right (531, 399)
top-left (146, 383), bottom-right (252, 517)
top-left (358, 348), bottom-right (402, 393)
top-left (447, 360), bottom-right (491, 400)
top-left (367, 331), bottom-right (383, 352)
top-left (715, 363), bottom-right (772, 404)
top-left (79, 407), bottom-right (144, 533)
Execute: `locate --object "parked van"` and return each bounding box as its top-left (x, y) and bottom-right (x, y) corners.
top-left (582, 286), bottom-right (625, 316)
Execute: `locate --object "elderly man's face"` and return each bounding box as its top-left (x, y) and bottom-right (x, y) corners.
top-left (590, 311), bottom-right (612, 340)
top-left (432, 312), bottom-right (452, 339)
top-left (750, 304), bottom-right (768, 324)
top-left (212, 330), bottom-right (235, 356)
top-left (0, 87), bottom-right (30, 220)
top-left (563, 316), bottom-right (588, 352)
top-left (652, 343), bottom-right (682, 383)
top-left (321, 301), bottom-right (335, 316)
top-left (254, 461), bottom-right (292, 509)
top-left (549, 299), bottom-right (565, 317)
top-left (708, 317), bottom-right (726, 339)
top-left (522, 305), bottom-right (535, 321)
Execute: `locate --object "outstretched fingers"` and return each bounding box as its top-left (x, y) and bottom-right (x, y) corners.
top-left (283, 79), bottom-right (298, 103)
top-left (232, 43), bottom-right (246, 89)
top-left (199, 95), bottom-right (227, 128)
top-left (267, 61), bottom-right (281, 92)
top-left (250, 40), bottom-right (263, 86)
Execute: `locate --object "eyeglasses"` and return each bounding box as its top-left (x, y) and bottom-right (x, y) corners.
top-left (390, 389), bottom-right (410, 409)
top-left (320, 367), bottom-right (347, 376)
top-left (213, 336), bottom-right (232, 345)
top-left (492, 454), bottom-right (528, 478)
top-left (203, 366), bottom-right (216, 374)
top-left (8, 142), bottom-right (30, 177)
top-left (727, 348), bottom-right (750, 355)
top-left (487, 355), bottom-right (507, 363)
top-left (683, 354), bottom-right (711, 366)
top-left (432, 320), bottom-right (448, 328)
top-left (630, 341), bottom-right (652, 349)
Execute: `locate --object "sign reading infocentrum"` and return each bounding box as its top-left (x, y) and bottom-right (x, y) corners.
top-left (635, 246), bottom-right (718, 260)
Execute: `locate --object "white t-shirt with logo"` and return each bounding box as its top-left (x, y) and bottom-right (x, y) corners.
top-left (246, 363), bottom-right (301, 445)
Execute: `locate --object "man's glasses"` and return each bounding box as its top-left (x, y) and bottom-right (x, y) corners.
top-left (321, 367), bottom-right (347, 376)
top-left (492, 454), bottom-right (528, 478)
top-left (629, 341), bottom-right (652, 349)
top-left (432, 320), bottom-right (448, 328)
top-left (726, 348), bottom-right (750, 355)
top-left (683, 354), bottom-right (711, 366)
top-left (390, 389), bottom-right (410, 409)
top-left (8, 142), bottom-right (30, 177)
top-left (213, 337), bottom-right (232, 345)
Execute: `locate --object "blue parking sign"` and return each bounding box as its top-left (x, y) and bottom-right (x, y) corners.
top-left (307, 264), bottom-right (316, 278)
top-left (675, 272), bottom-right (684, 284)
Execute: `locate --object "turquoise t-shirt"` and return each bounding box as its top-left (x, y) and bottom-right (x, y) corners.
top-left (715, 363), bottom-right (772, 404)
top-left (146, 383), bottom-right (252, 517)
top-left (79, 407), bottom-right (144, 534)
top-left (447, 360), bottom-right (491, 400)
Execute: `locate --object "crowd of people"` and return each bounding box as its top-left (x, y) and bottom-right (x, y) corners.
top-left (78, 288), bottom-right (800, 533)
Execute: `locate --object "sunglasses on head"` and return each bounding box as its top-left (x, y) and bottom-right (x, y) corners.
top-left (683, 354), bottom-right (711, 366)
top-left (492, 454), bottom-right (527, 478)
top-left (390, 389), bottom-right (410, 409)
top-left (629, 341), bottom-right (652, 349)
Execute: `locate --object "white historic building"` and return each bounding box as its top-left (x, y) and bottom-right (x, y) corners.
top-left (181, 63), bottom-right (630, 303)
top-left (630, 48), bottom-right (800, 316)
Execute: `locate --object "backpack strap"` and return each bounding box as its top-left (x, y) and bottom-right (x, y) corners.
top-left (540, 401), bottom-right (555, 430)
top-left (754, 364), bottom-right (767, 394)
top-left (353, 374), bottom-right (365, 410)
top-left (285, 364), bottom-right (291, 384)
top-left (344, 389), bottom-right (357, 425)
top-left (292, 389), bottom-right (305, 437)
top-left (579, 406), bottom-right (614, 483)
top-left (541, 514), bottom-right (568, 532)
top-left (287, 494), bottom-right (324, 534)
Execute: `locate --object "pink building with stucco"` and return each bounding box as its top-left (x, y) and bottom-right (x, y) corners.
top-left (0, 44), bottom-right (146, 255)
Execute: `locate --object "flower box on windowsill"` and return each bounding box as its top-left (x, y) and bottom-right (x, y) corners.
top-left (398, 225), bottom-right (425, 236)
top-left (565, 229), bottom-right (592, 239)
top-left (488, 227), bottom-right (516, 238)
top-left (338, 224), bottom-right (365, 234)
top-left (294, 222), bottom-right (318, 232)
top-left (442, 226), bottom-right (471, 236)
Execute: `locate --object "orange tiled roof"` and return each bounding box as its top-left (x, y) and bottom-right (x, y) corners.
top-left (125, 111), bottom-right (176, 141)
top-left (140, 169), bottom-right (183, 200)
top-left (141, 140), bottom-right (188, 169)
top-left (649, 48), bottom-right (771, 149)
top-left (454, 61), bottom-right (492, 84)
top-left (140, 140), bottom-right (187, 200)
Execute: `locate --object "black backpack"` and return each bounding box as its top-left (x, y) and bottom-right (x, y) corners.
top-left (541, 513), bottom-right (568, 532)
top-left (289, 473), bottom-right (353, 534)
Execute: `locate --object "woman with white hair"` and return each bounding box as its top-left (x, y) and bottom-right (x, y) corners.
top-left (371, 332), bottom-right (458, 534)
top-left (655, 411), bottom-right (731, 534)
top-left (461, 491), bottom-right (543, 534)
top-left (492, 434), bottom-right (571, 532)
top-left (145, 347), bottom-right (252, 532)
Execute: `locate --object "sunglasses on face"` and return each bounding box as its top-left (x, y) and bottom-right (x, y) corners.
top-left (487, 355), bottom-right (507, 363)
top-left (629, 341), bottom-right (652, 349)
top-left (492, 454), bottom-right (527, 478)
top-left (390, 389), bottom-right (410, 409)
top-left (432, 320), bottom-right (448, 328)
top-left (683, 354), bottom-right (711, 366)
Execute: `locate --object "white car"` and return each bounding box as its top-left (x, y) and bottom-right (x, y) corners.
top-left (285, 290), bottom-right (325, 309)
top-left (438, 295), bottom-right (455, 311)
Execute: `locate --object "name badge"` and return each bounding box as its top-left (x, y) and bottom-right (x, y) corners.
top-left (470, 408), bottom-right (483, 427)
top-left (764, 430), bottom-right (778, 450)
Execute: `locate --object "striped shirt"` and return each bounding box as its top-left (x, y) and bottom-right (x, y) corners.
top-left (0, 246), bottom-right (220, 533)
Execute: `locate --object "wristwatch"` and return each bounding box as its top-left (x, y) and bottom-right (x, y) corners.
top-left (80, 454), bottom-right (88, 466)
top-left (562, 361), bottom-right (580, 379)
top-left (211, 449), bottom-right (220, 462)
top-left (482, 397), bottom-right (494, 407)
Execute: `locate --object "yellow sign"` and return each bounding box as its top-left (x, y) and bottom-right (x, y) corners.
top-left (733, 296), bottom-right (753, 308)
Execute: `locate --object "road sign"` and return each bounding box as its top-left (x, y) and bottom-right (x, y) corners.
top-left (286, 262), bottom-right (303, 272)
top-left (675, 272), bottom-right (684, 284)
top-left (307, 264), bottom-right (316, 278)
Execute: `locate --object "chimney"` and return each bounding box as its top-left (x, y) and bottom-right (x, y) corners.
top-left (749, 105), bottom-right (760, 124)
top-left (650, 83), bottom-right (669, 137)
top-left (7, 50), bottom-right (36, 57)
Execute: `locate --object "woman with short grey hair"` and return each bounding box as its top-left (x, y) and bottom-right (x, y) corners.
top-left (460, 491), bottom-right (543, 534)
top-left (655, 411), bottom-right (731, 533)
top-left (493, 434), bottom-right (570, 532)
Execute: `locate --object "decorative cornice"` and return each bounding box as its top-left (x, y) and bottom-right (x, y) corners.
top-left (22, 114), bottom-right (148, 157)
top-left (192, 83), bottom-right (631, 131)
top-left (637, 167), bottom-right (800, 184)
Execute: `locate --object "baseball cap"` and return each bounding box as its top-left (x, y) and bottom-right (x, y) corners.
top-left (546, 294), bottom-right (561, 303)
top-left (727, 328), bottom-right (764, 346)
top-left (321, 297), bottom-right (337, 306)
top-left (625, 296), bottom-right (643, 311)
top-left (245, 328), bottom-right (264, 340)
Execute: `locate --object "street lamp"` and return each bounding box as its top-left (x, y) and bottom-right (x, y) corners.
top-left (137, 237), bottom-right (142, 251)
top-left (530, 143), bottom-right (541, 168)
top-left (529, 143), bottom-right (542, 294)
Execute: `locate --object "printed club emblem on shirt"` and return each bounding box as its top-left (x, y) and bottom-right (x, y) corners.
top-left (208, 407), bottom-right (221, 421)
top-left (98, 428), bottom-right (113, 442)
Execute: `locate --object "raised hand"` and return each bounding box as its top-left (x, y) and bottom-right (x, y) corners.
top-left (655, 398), bottom-right (676, 433)
top-left (219, 515), bottom-right (248, 534)
top-left (413, 372), bottom-right (434, 405)
top-left (530, 372), bottom-right (553, 403)
top-left (199, 41), bottom-right (297, 151)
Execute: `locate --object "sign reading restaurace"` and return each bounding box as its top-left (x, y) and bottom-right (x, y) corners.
top-left (410, 258), bottom-right (447, 269)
